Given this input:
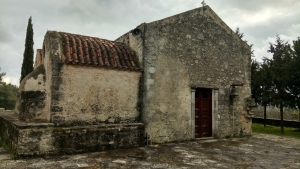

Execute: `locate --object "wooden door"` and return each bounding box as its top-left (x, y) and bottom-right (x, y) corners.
top-left (195, 88), bottom-right (212, 138)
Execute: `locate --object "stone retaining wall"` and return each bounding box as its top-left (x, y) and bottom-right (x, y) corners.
top-left (0, 112), bottom-right (144, 157)
top-left (253, 106), bottom-right (299, 121)
top-left (252, 117), bottom-right (299, 128)
top-left (0, 108), bottom-right (13, 113)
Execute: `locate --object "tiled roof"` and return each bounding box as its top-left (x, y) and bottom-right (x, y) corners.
top-left (59, 32), bottom-right (141, 71)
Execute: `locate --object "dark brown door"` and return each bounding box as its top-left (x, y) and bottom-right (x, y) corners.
top-left (195, 88), bottom-right (212, 138)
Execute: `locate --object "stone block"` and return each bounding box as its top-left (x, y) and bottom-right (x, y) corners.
top-left (0, 112), bottom-right (144, 157)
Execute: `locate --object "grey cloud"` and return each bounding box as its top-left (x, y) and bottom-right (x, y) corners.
top-left (0, 21), bottom-right (11, 43)
top-left (211, 0), bottom-right (297, 13)
top-left (240, 7), bottom-right (300, 48)
top-left (0, 0), bottom-right (299, 85)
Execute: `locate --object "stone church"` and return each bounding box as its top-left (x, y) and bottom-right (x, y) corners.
top-left (0, 5), bottom-right (254, 157)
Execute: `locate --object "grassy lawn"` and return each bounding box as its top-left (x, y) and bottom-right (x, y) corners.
top-left (252, 123), bottom-right (300, 139)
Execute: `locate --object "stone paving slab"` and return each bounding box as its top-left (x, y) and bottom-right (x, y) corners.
top-left (1, 134), bottom-right (300, 169)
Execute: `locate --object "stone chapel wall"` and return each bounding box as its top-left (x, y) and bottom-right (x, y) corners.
top-left (117, 6), bottom-right (252, 143)
top-left (43, 31), bottom-right (142, 126)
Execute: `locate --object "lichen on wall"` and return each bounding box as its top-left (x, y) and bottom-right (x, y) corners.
top-left (116, 5), bottom-right (252, 143)
top-left (49, 65), bottom-right (142, 126)
top-left (17, 65), bottom-right (47, 122)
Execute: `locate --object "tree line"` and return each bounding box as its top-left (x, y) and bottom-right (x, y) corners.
top-left (0, 68), bottom-right (18, 110)
top-left (0, 72), bottom-right (18, 110)
top-left (251, 36), bottom-right (300, 133)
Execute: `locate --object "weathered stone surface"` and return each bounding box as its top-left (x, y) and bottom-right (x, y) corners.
top-left (15, 65), bottom-right (47, 122)
top-left (34, 49), bottom-right (43, 69)
top-left (15, 30), bottom-right (142, 126)
top-left (1, 134), bottom-right (300, 168)
top-left (19, 91), bottom-right (46, 121)
top-left (0, 112), bottom-right (144, 157)
top-left (3, 5), bottom-right (256, 157)
top-left (44, 31), bottom-right (142, 125)
top-left (2, 27), bottom-right (144, 157)
top-left (116, 6), bottom-right (252, 143)
top-left (50, 66), bottom-right (142, 126)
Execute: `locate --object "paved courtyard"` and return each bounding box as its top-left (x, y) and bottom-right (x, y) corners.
top-left (1, 133), bottom-right (300, 169)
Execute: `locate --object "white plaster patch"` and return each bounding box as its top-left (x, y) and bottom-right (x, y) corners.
top-left (24, 74), bottom-right (45, 91)
top-left (147, 91), bottom-right (155, 97)
top-left (76, 163), bottom-right (89, 167)
top-left (146, 79), bottom-right (154, 90)
top-left (112, 160), bottom-right (127, 165)
top-left (148, 67), bottom-right (156, 73)
top-left (147, 79), bottom-right (154, 85)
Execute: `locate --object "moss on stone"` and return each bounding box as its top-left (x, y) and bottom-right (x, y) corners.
top-left (19, 91), bottom-right (46, 121)
top-left (0, 136), bottom-right (17, 159)
top-left (0, 136), bottom-right (9, 150)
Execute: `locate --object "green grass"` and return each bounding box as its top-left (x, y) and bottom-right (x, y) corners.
top-left (252, 123), bottom-right (300, 139)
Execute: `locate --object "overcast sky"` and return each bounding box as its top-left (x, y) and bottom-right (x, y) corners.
top-left (0, 0), bottom-right (299, 85)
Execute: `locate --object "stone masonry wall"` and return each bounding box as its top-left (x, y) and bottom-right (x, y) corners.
top-left (50, 65), bottom-right (142, 126)
top-left (116, 6), bottom-right (252, 143)
top-left (16, 123), bottom-right (144, 157)
top-left (0, 111), bottom-right (144, 157)
top-left (43, 31), bottom-right (142, 126)
top-left (16, 65), bottom-right (47, 122)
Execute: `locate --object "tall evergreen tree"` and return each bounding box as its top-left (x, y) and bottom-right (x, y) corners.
top-left (20, 16), bottom-right (34, 83)
top-left (268, 36), bottom-right (293, 134)
top-left (260, 58), bottom-right (273, 127)
top-left (251, 60), bottom-right (261, 103)
top-left (251, 59), bottom-right (272, 126)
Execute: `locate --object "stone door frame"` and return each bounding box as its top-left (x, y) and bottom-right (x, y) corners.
top-left (191, 88), bottom-right (219, 138)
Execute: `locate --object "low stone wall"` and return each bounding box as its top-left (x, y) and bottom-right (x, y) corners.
top-left (0, 112), bottom-right (144, 157)
top-left (0, 111), bottom-right (20, 154)
top-left (252, 117), bottom-right (300, 128)
top-left (253, 106), bottom-right (299, 121)
top-left (0, 108), bottom-right (13, 113)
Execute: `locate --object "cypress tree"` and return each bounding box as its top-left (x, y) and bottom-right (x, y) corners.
top-left (20, 16), bottom-right (34, 83)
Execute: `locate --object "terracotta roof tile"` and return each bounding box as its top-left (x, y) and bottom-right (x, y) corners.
top-left (59, 32), bottom-right (141, 71)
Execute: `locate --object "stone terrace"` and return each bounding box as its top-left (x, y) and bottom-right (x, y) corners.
top-left (1, 133), bottom-right (300, 169)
